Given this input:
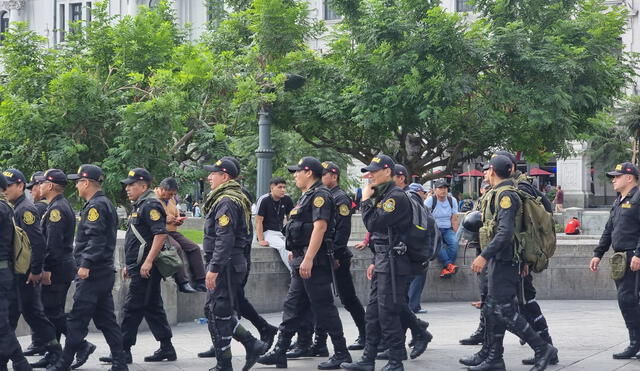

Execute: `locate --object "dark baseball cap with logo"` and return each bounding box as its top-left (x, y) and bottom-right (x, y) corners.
top-left (204, 159), bottom-right (239, 178)
top-left (26, 171), bottom-right (44, 190)
top-left (68, 164), bottom-right (105, 182)
top-left (434, 179), bottom-right (449, 188)
top-left (361, 155), bottom-right (395, 173)
top-left (35, 169), bottom-right (68, 186)
top-left (321, 161), bottom-right (340, 175)
top-left (3, 169), bottom-right (26, 186)
top-left (120, 168), bottom-right (152, 185)
top-left (606, 162), bottom-right (639, 178)
top-left (287, 157), bottom-right (323, 176)
top-left (394, 164), bottom-right (408, 177)
top-left (484, 155), bottom-right (512, 178)
top-left (221, 156), bottom-right (241, 177)
top-left (494, 151), bottom-right (517, 165)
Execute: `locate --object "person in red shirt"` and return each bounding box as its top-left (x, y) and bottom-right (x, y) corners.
top-left (565, 217), bottom-right (581, 235)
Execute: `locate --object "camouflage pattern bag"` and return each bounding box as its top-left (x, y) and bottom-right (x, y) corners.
top-left (610, 252), bottom-right (627, 281)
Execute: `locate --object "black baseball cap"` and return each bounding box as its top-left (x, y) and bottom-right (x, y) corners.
top-left (120, 168), bottom-right (152, 185)
top-left (204, 159), bottom-right (239, 178)
top-left (321, 161), bottom-right (340, 175)
top-left (68, 164), bottom-right (104, 182)
top-left (287, 157), bottom-right (323, 176)
top-left (434, 179), bottom-right (449, 188)
top-left (607, 162), bottom-right (640, 178)
top-left (26, 171), bottom-right (44, 190)
top-left (361, 155), bottom-right (394, 173)
top-left (35, 169), bottom-right (68, 186)
top-left (3, 169), bottom-right (26, 186)
top-left (394, 164), bottom-right (408, 177)
top-left (485, 155), bottom-right (512, 178)
top-left (494, 151), bottom-right (517, 165)
top-left (221, 156), bottom-right (241, 176)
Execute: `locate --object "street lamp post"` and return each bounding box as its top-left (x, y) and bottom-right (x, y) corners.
top-left (255, 104), bottom-right (274, 198)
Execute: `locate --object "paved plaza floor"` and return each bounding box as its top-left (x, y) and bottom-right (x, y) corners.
top-left (16, 300), bottom-right (640, 370)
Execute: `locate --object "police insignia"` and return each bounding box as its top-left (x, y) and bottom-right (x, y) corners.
top-left (382, 198), bottom-right (395, 212)
top-left (499, 196), bottom-right (512, 209)
top-left (49, 209), bottom-right (61, 222)
top-left (219, 214), bottom-right (230, 227)
top-left (322, 162), bottom-right (329, 169)
top-left (339, 204), bottom-right (350, 216)
top-left (2, 171), bottom-right (12, 178)
top-left (149, 209), bottom-right (161, 221)
top-left (313, 196), bottom-right (325, 208)
top-left (23, 211), bottom-right (35, 225)
top-left (622, 202), bottom-right (632, 209)
top-left (616, 164), bottom-right (623, 171)
top-left (128, 170), bottom-right (135, 176)
top-left (87, 208), bottom-right (100, 222)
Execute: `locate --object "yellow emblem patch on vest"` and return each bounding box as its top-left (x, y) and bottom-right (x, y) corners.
top-left (290, 208), bottom-right (298, 216)
top-left (87, 208), bottom-right (100, 222)
top-left (49, 209), bottom-right (61, 222)
top-left (23, 211), bottom-right (35, 225)
top-left (219, 214), bottom-right (230, 227)
top-left (382, 198), bottom-right (396, 212)
top-left (499, 196), bottom-right (512, 209)
top-left (313, 196), bottom-right (325, 208)
top-left (622, 202), bottom-right (632, 209)
top-left (339, 204), bottom-right (350, 216)
top-left (149, 209), bottom-right (161, 221)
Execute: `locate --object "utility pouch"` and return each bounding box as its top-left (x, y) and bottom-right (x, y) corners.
top-left (610, 251), bottom-right (628, 281)
top-left (479, 225), bottom-right (492, 250)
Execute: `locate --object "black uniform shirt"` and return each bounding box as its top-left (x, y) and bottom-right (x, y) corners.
top-left (13, 194), bottom-right (45, 274)
top-left (124, 190), bottom-right (167, 272)
top-left (330, 185), bottom-right (353, 260)
top-left (257, 194), bottom-right (294, 232)
top-left (287, 181), bottom-right (335, 268)
top-left (594, 186), bottom-right (640, 259)
top-left (41, 194), bottom-right (76, 271)
top-left (34, 200), bottom-right (49, 220)
top-left (0, 200), bottom-right (14, 262)
top-left (480, 179), bottom-right (521, 262)
top-left (204, 196), bottom-right (249, 273)
top-left (361, 183), bottom-right (412, 274)
top-left (74, 191), bottom-right (118, 272)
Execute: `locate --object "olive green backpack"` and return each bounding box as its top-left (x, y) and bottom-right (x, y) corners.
top-left (0, 200), bottom-right (32, 274)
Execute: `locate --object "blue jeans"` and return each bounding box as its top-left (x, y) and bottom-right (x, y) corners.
top-left (438, 227), bottom-right (458, 268)
top-left (407, 273), bottom-right (427, 312)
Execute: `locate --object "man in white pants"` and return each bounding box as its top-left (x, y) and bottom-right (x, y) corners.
top-left (256, 177), bottom-right (294, 273)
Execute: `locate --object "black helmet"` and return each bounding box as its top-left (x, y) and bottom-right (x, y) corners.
top-left (459, 211), bottom-right (482, 245)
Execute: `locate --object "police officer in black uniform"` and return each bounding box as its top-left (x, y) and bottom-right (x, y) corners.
top-left (318, 161), bottom-right (366, 351)
top-left (341, 155), bottom-right (412, 371)
top-left (590, 162), bottom-right (640, 359)
top-left (2, 169), bottom-right (60, 368)
top-left (462, 155), bottom-right (556, 371)
top-left (100, 168), bottom-right (175, 364)
top-left (259, 156), bottom-right (352, 370)
top-left (0, 173), bottom-right (31, 371)
top-left (47, 165), bottom-right (128, 371)
top-left (201, 158), bottom-right (268, 371)
top-left (27, 171), bottom-right (48, 221)
top-left (33, 169), bottom-right (76, 368)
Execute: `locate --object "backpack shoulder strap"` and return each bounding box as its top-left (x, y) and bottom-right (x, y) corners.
top-left (430, 195), bottom-right (437, 212)
top-left (447, 196), bottom-right (453, 209)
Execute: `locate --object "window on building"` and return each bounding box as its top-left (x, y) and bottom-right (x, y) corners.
top-left (324, 0), bottom-right (340, 20)
top-left (0, 11), bottom-right (8, 41)
top-left (71, 3), bottom-right (82, 22)
top-left (86, 2), bottom-right (92, 22)
top-left (456, 0), bottom-right (474, 12)
top-left (59, 4), bottom-right (66, 42)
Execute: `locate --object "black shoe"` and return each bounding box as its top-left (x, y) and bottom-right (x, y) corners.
top-left (347, 336), bottom-right (365, 351)
top-left (318, 352), bottom-right (351, 370)
top-left (287, 345), bottom-right (313, 359)
top-left (467, 358), bottom-right (506, 371)
top-left (310, 343), bottom-right (329, 358)
top-left (258, 349), bottom-right (287, 368)
top-left (460, 326), bottom-right (485, 346)
top-left (376, 349), bottom-right (407, 361)
top-left (529, 344), bottom-right (558, 371)
top-left (178, 282), bottom-right (198, 293)
top-left (31, 350), bottom-right (61, 369)
top-left (209, 364), bottom-right (233, 371)
top-left (459, 344), bottom-right (490, 367)
top-left (339, 357), bottom-right (374, 371)
top-left (522, 353), bottom-right (559, 366)
top-left (243, 339), bottom-right (269, 371)
top-left (70, 341), bottom-right (96, 369)
top-left (24, 344), bottom-right (47, 357)
top-left (198, 346), bottom-right (217, 358)
top-left (106, 352), bottom-right (130, 371)
top-left (46, 360), bottom-right (70, 371)
top-left (614, 343), bottom-right (640, 359)
top-left (410, 330), bottom-right (432, 360)
top-left (99, 350), bottom-right (132, 365)
top-left (259, 325), bottom-right (278, 350)
top-left (143, 346), bottom-right (177, 362)
top-left (380, 360), bottom-right (403, 371)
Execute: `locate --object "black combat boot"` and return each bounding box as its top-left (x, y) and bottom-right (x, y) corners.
top-left (209, 356), bottom-right (233, 371)
top-left (409, 328), bottom-right (432, 359)
top-left (339, 345), bottom-right (375, 371)
top-left (70, 341), bottom-right (96, 369)
top-left (286, 330), bottom-right (313, 358)
top-left (347, 335), bottom-right (365, 351)
top-left (143, 340), bottom-right (177, 362)
top-left (459, 324), bottom-right (491, 367)
top-left (98, 349), bottom-right (132, 364)
top-left (460, 314), bottom-right (485, 345)
top-left (107, 351), bottom-right (130, 371)
top-left (310, 331), bottom-right (330, 357)
top-left (259, 324), bottom-right (279, 350)
top-left (467, 316), bottom-right (506, 371)
top-left (467, 339), bottom-right (505, 371)
top-left (380, 360), bottom-right (403, 371)
top-left (512, 320), bottom-right (557, 371)
top-left (614, 328), bottom-right (640, 359)
top-left (522, 330), bottom-right (558, 365)
top-left (258, 331), bottom-right (294, 368)
top-left (31, 344), bottom-right (63, 369)
top-left (233, 325), bottom-right (269, 371)
top-left (198, 347), bottom-right (217, 358)
top-left (318, 334), bottom-right (351, 370)
top-left (24, 343), bottom-right (47, 357)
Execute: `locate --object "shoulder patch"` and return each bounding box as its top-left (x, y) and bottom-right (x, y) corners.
top-left (87, 207), bottom-right (100, 222)
top-left (219, 214), bottom-right (230, 227)
top-left (499, 196), bottom-right (512, 209)
top-left (23, 211), bottom-right (35, 225)
top-left (313, 196), bottom-right (325, 208)
top-left (339, 204), bottom-right (350, 216)
top-left (49, 209), bottom-right (61, 222)
top-left (383, 198), bottom-right (396, 213)
top-left (149, 209), bottom-right (161, 221)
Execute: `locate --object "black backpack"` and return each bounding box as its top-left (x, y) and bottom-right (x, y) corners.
top-left (430, 195), bottom-right (453, 212)
top-left (403, 191), bottom-right (441, 268)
